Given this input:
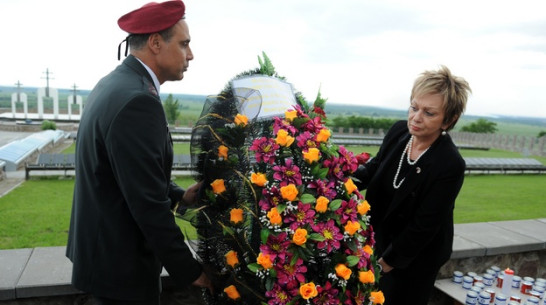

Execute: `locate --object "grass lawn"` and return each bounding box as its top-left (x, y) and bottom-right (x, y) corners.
top-left (1, 143), bottom-right (545, 249)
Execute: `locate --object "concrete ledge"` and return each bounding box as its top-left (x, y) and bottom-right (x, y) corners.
top-left (452, 219), bottom-right (546, 258)
top-left (0, 248), bottom-right (32, 300)
top-left (15, 247), bottom-right (81, 299)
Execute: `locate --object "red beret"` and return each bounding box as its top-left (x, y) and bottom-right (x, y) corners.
top-left (118, 0), bottom-right (185, 34)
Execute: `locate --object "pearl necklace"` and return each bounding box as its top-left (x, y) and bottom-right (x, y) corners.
top-left (393, 135), bottom-right (430, 189)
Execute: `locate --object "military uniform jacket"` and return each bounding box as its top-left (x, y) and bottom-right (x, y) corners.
top-left (66, 55), bottom-right (201, 300)
top-left (354, 120), bottom-right (465, 271)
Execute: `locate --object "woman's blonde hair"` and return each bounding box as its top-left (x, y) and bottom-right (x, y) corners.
top-left (411, 65), bottom-right (471, 131)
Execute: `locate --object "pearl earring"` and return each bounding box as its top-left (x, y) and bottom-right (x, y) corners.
top-left (441, 130), bottom-right (447, 136)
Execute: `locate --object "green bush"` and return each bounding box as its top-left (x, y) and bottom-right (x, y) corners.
top-left (41, 120), bottom-right (57, 130)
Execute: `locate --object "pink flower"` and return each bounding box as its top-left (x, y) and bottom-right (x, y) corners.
top-left (296, 131), bottom-right (318, 150)
top-left (260, 232), bottom-right (291, 262)
top-left (311, 219), bottom-right (343, 253)
top-left (273, 117), bottom-right (297, 136)
top-left (335, 198), bottom-right (360, 225)
top-left (323, 156), bottom-right (345, 180)
top-left (313, 281), bottom-right (339, 305)
top-left (259, 185), bottom-right (282, 211)
top-left (265, 284), bottom-right (292, 305)
top-left (302, 116), bottom-right (323, 134)
top-left (275, 254), bottom-right (307, 290)
top-left (338, 146), bottom-right (358, 174)
top-left (273, 159), bottom-right (302, 186)
top-left (307, 179), bottom-right (337, 200)
top-left (283, 202), bottom-right (316, 231)
top-left (250, 137), bottom-right (279, 164)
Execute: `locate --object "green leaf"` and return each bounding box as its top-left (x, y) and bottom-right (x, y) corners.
top-left (318, 168), bottom-right (329, 179)
top-left (308, 233), bottom-right (326, 241)
top-left (247, 263), bottom-right (260, 273)
top-left (276, 203), bottom-right (287, 214)
top-left (347, 255), bottom-right (360, 267)
top-left (300, 193), bottom-right (316, 204)
top-left (222, 226), bottom-right (235, 236)
top-left (261, 228), bottom-right (270, 244)
top-left (329, 199), bottom-right (342, 211)
top-left (265, 277), bottom-right (275, 291)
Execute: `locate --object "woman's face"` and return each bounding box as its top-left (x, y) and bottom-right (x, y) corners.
top-left (407, 93), bottom-right (449, 141)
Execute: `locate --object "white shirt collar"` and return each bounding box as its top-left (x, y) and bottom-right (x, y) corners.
top-left (135, 57), bottom-right (161, 95)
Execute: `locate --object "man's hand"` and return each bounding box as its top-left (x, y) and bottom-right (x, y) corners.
top-left (192, 271), bottom-right (214, 294)
top-left (182, 181), bottom-right (203, 206)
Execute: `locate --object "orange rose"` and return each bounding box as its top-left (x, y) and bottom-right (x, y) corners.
top-left (251, 172), bottom-right (267, 187)
top-left (359, 270), bottom-right (375, 284)
top-left (230, 208), bottom-right (244, 224)
top-left (225, 250), bottom-right (239, 268)
top-left (315, 196), bottom-right (329, 213)
top-left (335, 263), bottom-right (352, 280)
top-left (299, 282), bottom-right (318, 300)
top-left (218, 145), bottom-right (228, 160)
top-left (275, 129), bottom-right (295, 147)
top-left (224, 285), bottom-right (241, 300)
top-left (370, 291), bottom-right (385, 304)
top-left (285, 109), bottom-right (297, 122)
top-left (344, 220), bottom-right (361, 235)
top-left (344, 178), bottom-right (357, 195)
top-left (234, 113), bottom-right (248, 126)
top-left (211, 179), bottom-right (226, 194)
top-left (267, 207), bottom-right (282, 225)
top-left (292, 228), bottom-right (308, 246)
top-left (280, 184), bottom-right (298, 201)
top-left (363, 245), bottom-right (373, 256)
top-left (257, 252), bottom-right (273, 269)
top-left (357, 200), bottom-right (371, 215)
top-left (303, 148), bottom-right (320, 164)
top-left (316, 128), bottom-right (331, 143)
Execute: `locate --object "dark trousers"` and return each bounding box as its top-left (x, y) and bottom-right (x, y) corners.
top-left (379, 262), bottom-right (441, 305)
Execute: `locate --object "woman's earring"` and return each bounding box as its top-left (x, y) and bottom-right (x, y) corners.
top-left (441, 130), bottom-right (447, 136)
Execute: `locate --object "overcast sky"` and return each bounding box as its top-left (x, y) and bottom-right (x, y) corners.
top-left (2, 0), bottom-right (546, 118)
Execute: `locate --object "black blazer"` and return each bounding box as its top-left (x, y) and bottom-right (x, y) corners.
top-left (354, 120), bottom-right (465, 271)
top-left (66, 55), bottom-right (201, 300)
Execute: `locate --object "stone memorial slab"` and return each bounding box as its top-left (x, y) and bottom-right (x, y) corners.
top-left (0, 248), bottom-right (32, 300)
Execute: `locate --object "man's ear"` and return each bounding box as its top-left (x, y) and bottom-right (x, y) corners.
top-left (148, 33), bottom-right (161, 54)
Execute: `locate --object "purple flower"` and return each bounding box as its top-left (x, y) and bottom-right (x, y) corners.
top-left (311, 219), bottom-right (342, 253)
top-left (273, 159), bottom-right (302, 186)
top-left (283, 202), bottom-right (315, 231)
top-left (296, 131), bottom-right (318, 150)
top-left (307, 179), bottom-right (337, 200)
top-left (335, 198), bottom-right (359, 225)
top-left (250, 137), bottom-right (279, 164)
top-left (260, 232), bottom-right (291, 262)
top-left (273, 117), bottom-right (297, 136)
top-left (259, 186), bottom-right (282, 211)
top-left (302, 116), bottom-right (323, 134)
top-left (323, 156), bottom-right (345, 180)
top-left (313, 281), bottom-right (339, 305)
top-left (338, 146), bottom-right (358, 174)
top-left (265, 284), bottom-right (292, 305)
top-left (275, 254), bottom-right (307, 290)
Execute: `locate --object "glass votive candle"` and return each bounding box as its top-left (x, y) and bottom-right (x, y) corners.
top-left (483, 274), bottom-right (495, 287)
top-left (494, 293), bottom-right (507, 305)
top-left (453, 270), bottom-right (464, 283)
top-left (466, 290), bottom-right (478, 304)
top-left (512, 276), bottom-right (522, 289)
top-left (463, 276), bottom-right (474, 290)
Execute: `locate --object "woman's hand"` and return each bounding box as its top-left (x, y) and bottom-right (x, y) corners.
top-left (378, 257), bottom-right (394, 273)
